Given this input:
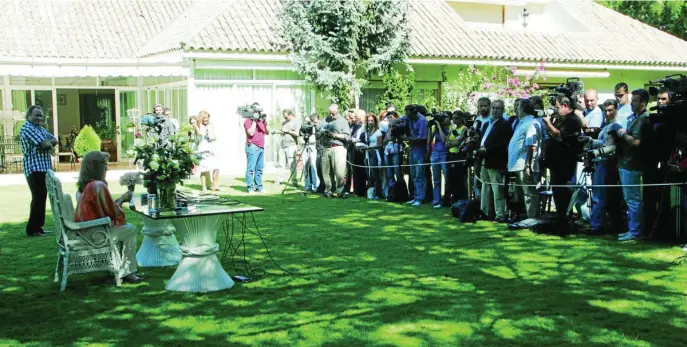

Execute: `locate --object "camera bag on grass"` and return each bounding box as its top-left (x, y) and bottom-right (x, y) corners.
top-left (451, 199), bottom-right (481, 223)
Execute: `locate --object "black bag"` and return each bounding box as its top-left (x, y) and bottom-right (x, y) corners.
top-left (451, 199), bottom-right (481, 223)
top-left (387, 178), bottom-right (409, 203)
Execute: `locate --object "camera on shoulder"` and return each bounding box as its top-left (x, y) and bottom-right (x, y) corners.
top-left (238, 103), bottom-right (267, 120)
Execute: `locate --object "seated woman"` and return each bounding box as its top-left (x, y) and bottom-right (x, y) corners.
top-left (74, 151), bottom-right (142, 283)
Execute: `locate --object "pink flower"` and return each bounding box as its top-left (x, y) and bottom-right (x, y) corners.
top-left (533, 83), bottom-right (540, 89)
top-left (506, 87), bottom-right (512, 92)
top-left (512, 77), bottom-right (521, 86)
top-left (523, 92), bottom-right (531, 98)
top-left (498, 91), bottom-right (504, 96)
top-left (510, 66), bottom-right (518, 74)
top-left (135, 132), bottom-right (142, 138)
top-left (483, 82), bottom-right (492, 89)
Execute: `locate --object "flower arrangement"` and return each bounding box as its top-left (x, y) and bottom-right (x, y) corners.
top-left (133, 134), bottom-right (199, 208)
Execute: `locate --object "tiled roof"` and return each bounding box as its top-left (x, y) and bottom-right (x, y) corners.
top-left (0, 0), bottom-right (193, 60)
top-left (2, 0), bottom-right (687, 66)
top-left (181, 0), bottom-right (687, 66)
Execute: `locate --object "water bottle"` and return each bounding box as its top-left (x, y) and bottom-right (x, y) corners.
top-left (147, 194), bottom-right (157, 213)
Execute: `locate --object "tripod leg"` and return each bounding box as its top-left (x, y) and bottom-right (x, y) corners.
top-left (282, 147), bottom-right (308, 195)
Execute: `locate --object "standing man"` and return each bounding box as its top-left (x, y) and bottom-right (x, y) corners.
top-left (477, 100), bottom-right (512, 222)
top-left (275, 109), bottom-right (300, 186)
top-left (160, 107), bottom-right (179, 139)
top-left (320, 104), bottom-right (351, 198)
top-left (616, 89), bottom-right (654, 241)
top-left (244, 113), bottom-right (269, 193)
top-left (588, 99), bottom-right (623, 234)
top-left (507, 98), bottom-right (541, 220)
top-left (300, 113), bottom-right (319, 193)
top-left (614, 82), bottom-right (633, 129)
top-left (344, 109), bottom-right (359, 195)
top-left (20, 105), bottom-right (57, 237)
top-left (542, 96), bottom-right (583, 235)
top-left (350, 109), bottom-right (368, 197)
top-left (394, 104), bottom-right (428, 207)
top-left (584, 89), bottom-right (604, 129)
top-left (472, 97), bottom-right (492, 199)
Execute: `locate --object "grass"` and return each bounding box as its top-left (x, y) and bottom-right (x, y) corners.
top-left (1, 176), bottom-right (686, 346)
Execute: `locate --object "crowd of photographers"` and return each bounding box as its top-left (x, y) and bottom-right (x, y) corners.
top-left (242, 78), bottom-right (687, 244)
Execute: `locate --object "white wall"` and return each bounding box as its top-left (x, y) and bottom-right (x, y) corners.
top-left (448, 1), bottom-right (585, 33)
top-left (192, 84), bottom-right (313, 175)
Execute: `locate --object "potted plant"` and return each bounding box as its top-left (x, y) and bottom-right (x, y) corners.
top-left (94, 121), bottom-right (119, 161)
top-left (73, 125), bottom-right (102, 160)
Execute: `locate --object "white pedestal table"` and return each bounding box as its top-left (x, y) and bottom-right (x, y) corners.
top-left (131, 203), bottom-right (264, 293)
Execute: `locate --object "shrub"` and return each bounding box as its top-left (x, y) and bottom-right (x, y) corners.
top-left (73, 125), bottom-right (102, 157)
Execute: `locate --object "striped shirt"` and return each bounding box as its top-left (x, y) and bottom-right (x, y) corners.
top-left (19, 121), bottom-right (54, 177)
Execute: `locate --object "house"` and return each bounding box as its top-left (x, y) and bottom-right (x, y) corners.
top-left (1, 0), bottom-right (686, 174)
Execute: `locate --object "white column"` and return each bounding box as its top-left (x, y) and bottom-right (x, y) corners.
top-left (187, 59), bottom-right (196, 116)
top-left (115, 89), bottom-right (122, 162)
top-left (2, 75), bottom-right (10, 111)
top-left (137, 76), bottom-right (143, 112)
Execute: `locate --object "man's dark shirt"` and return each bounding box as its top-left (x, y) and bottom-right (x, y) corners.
top-left (545, 115), bottom-right (583, 172)
top-left (618, 111), bottom-right (653, 171)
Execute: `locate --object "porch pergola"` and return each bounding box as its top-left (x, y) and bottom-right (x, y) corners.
top-left (0, 64), bottom-right (190, 164)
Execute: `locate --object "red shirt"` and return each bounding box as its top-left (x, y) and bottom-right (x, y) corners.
top-left (75, 181), bottom-right (126, 226)
top-left (244, 119), bottom-right (267, 148)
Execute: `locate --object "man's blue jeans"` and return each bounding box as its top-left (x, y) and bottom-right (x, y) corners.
top-left (245, 143), bottom-right (264, 192)
top-left (302, 146), bottom-right (318, 191)
top-left (619, 168), bottom-right (643, 236)
top-left (385, 153), bottom-right (401, 197)
top-left (590, 160), bottom-right (622, 232)
top-left (431, 151), bottom-right (448, 205)
top-left (410, 148), bottom-right (427, 202)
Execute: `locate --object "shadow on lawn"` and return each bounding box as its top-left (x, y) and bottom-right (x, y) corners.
top-left (0, 191), bottom-right (686, 346)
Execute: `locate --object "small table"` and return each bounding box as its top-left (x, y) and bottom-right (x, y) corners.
top-left (131, 202), bottom-right (264, 293)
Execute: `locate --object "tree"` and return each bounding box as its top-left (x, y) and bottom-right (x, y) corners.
top-left (598, 0), bottom-right (687, 41)
top-left (278, 0), bottom-right (411, 109)
top-left (375, 69), bottom-right (415, 112)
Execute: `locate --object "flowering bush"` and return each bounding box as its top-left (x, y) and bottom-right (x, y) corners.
top-left (133, 134), bottom-right (199, 187)
top-left (441, 60), bottom-right (548, 115)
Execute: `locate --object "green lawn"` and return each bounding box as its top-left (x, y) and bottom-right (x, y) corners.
top-left (1, 177), bottom-right (686, 346)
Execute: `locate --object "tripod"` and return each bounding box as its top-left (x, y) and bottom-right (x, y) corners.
top-left (567, 166), bottom-right (593, 218)
top-left (281, 145), bottom-right (317, 195)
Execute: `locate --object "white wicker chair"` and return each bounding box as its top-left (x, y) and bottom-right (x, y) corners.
top-left (46, 170), bottom-right (122, 291)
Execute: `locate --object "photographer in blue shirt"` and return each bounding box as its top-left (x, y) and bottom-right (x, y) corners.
top-left (393, 105), bottom-right (428, 206)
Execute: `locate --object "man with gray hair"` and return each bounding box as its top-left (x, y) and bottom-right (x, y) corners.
top-left (320, 104), bottom-right (351, 198)
top-left (584, 89), bottom-right (604, 129)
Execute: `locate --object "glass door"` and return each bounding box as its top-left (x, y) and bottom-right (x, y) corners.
top-left (119, 91), bottom-right (138, 158)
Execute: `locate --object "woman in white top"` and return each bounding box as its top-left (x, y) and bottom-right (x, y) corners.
top-left (363, 113), bottom-right (384, 199)
top-left (194, 110), bottom-right (219, 192)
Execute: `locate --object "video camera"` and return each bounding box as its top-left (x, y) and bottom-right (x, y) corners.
top-left (141, 113), bottom-right (166, 135)
top-left (648, 74), bottom-right (687, 131)
top-left (426, 107), bottom-right (451, 126)
top-left (237, 103), bottom-right (267, 120)
top-left (300, 121), bottom-right (315, 135)
top-left (547, 77), bottom-right (584, 111)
